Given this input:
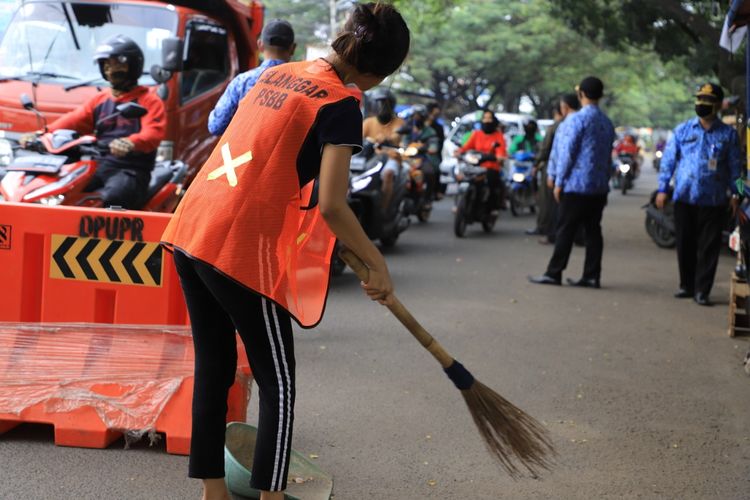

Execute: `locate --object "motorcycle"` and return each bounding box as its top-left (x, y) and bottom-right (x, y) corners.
top-left (612, 153), bottom-right (636, 195)
top-left (452, 150), bottom-right (498, 237)
top-left (387, 141), bottom-right (434, 223)
top-left (508, 150), bottom-right (536, 216)
top-left (643, 189), bottom-right (735, 250)
top-left (330, 150), bottom-right (411, 276)
top-left (0, 100), bottom-right (187, 212)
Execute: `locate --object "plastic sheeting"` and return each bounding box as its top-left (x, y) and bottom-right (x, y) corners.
top-left (0, 322), bottom-right (247, 444)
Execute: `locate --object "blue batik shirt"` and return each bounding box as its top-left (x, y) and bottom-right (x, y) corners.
top-left (554, 104), bottom-right (616, 195)
top-left (207, 59), bottom-right (287, 136)
top-left (547, 113), bottom-right (575, 181)
top-left (658, 117), bottom-right (742, 206)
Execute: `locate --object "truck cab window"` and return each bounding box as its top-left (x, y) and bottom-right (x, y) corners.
top-left (181, 22), bottom-right (229, 103)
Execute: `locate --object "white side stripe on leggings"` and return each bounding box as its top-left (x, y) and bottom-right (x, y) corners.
top-left (270, 301), bottom-right (293, 489)
top-left (260, 236), bottom-right (293, 491)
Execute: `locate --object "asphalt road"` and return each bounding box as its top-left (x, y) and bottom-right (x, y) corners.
top-left (1, 163), bottom-right (749, 499)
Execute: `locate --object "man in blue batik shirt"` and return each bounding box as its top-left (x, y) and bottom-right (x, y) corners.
top-left (207, 19), bottom-right (296, 136)
top-left (656, 82), bottom-right (742, 306)
top-left (530, 76), bottom-right (615, 288)
top-left (543, 92), bottom-right (581, 244)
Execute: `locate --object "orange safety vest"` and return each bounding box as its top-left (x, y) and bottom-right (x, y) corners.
top-left (162, 59), bottom-right (360, 328)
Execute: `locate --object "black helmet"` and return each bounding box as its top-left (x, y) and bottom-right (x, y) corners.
top-left (93, 35), bottom-right (144, 84)
top-left (370, 87), bottom-right (397, 110)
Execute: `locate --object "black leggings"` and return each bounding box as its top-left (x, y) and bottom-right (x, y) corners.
top-left (173, 250), bottom-right (295, 492)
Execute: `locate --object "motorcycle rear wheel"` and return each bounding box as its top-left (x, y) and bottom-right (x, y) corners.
top-left (645, 213), bottom-right (675, 248)
top-left (454, 195), bottom-right (467, 238)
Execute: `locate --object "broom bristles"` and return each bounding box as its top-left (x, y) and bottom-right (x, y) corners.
top-left (462, 379), bottom-right (555, 478)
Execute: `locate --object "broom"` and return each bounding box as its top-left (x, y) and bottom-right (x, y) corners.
top-left (339, 248), bottom-right (555, 477)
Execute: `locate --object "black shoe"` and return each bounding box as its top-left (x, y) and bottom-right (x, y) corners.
top-left (528, 275), bottom-right (561, 286)
top-left (674, 288), bottom-right (693, 299)
top-left (694, 293), bottom-right (712, 306)
top-left (525, 228), bottom-right (541, 235)
top-left (566, 277), bottom-right (600, 289)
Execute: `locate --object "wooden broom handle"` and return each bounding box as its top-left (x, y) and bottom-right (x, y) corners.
top-left (339, 249), bottom-right (455, 369)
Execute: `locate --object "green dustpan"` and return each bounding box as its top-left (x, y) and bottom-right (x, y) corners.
top-left (224, 422), bottom-right (333, 500)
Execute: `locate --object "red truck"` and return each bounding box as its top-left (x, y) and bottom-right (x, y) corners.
top-left (0, 0), bottom-right (264, 190)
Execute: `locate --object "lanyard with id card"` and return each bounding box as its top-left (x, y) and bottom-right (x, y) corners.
top-left (708, 143), bottom-right (718, 171)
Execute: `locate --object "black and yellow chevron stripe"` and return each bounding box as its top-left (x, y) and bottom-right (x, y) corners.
top-left (50, 234), bottom-right (163, 287)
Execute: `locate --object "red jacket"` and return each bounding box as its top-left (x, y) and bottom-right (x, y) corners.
top-left (50, 86), bottom-right (166, 154)
top-left (458, 130), bottom-right (507, 170)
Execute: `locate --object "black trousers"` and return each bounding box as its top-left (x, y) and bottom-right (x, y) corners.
top-left (486, 169), bottom-right (501, 210)
top-left (546, 193), bottom-right (607, 281)
top-left (673, 201), bottom-right (725, 295)
top-left (536, 167), bottom-right (557, 238)
top-left (173, 250), bottom-right (295, 492)
top-left (84, 161), bottom-right (150, 209)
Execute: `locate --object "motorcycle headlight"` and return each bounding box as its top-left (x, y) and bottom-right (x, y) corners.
top-left (619, 164), bottom-right (631, 174)
top-left (512, 173), bottom-right (526, 183)
top-left (464, 153), bottom-right (481, 165)
top-left (0, 139), bottom-right (13, 167)
top-left (655, 151), bottom-right (663, 158)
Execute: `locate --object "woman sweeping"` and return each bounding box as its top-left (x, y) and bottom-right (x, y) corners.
top-left (161, 3), bottom-right (410, 500)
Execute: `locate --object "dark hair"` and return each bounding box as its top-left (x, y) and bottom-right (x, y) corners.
top-left (561, 93), bottom-right (581, 111)
top-left (553, 101), bottom-right (562, 115)
top-left (331, 2), bottom-right (410, 77)
top-left (481, 109), bottom-right (499, 124)
top-left (426, 101), bottom-right (440, 113)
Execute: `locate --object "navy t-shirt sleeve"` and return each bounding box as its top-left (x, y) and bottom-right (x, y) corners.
top-left (297, 97), bottom-right (363, 187)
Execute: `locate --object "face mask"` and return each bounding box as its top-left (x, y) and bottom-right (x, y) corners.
top-left (108, 71), bottom-right (132, 91)
top-left (695, 104), bottom-right (714, 118)
top-left (377, 110), bottom-right (393, 124)
top-left (481, 122), bottom-right (497, 134)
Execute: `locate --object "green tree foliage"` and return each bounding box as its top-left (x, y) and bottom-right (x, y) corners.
top-left (261, 0), bottom-right (701, 128)
top-left (547, 0), bottom-right (745, 93)
top-left (394, 0), bottom-right (700, 127)
top-left (262, 0), bottom-right (330, 58)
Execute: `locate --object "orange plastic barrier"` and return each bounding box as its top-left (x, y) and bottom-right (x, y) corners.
top-left (0, 322), bottom-right (250, 454)
top-left (0, 202), bottom-right (188, 324)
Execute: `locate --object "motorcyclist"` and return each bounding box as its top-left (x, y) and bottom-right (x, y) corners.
top-left (20, 35), bottom-right (166, 209)
top-left (508, 119), bottom-right (542, 155)
top-left (613, 134), bottom-right (640, 176)
top-left (454, 109), bottom-right (508, 215)
top-left (400, 104), bottom-right (441, 202)
top-left (362, 88), bottom-right (405, 209)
